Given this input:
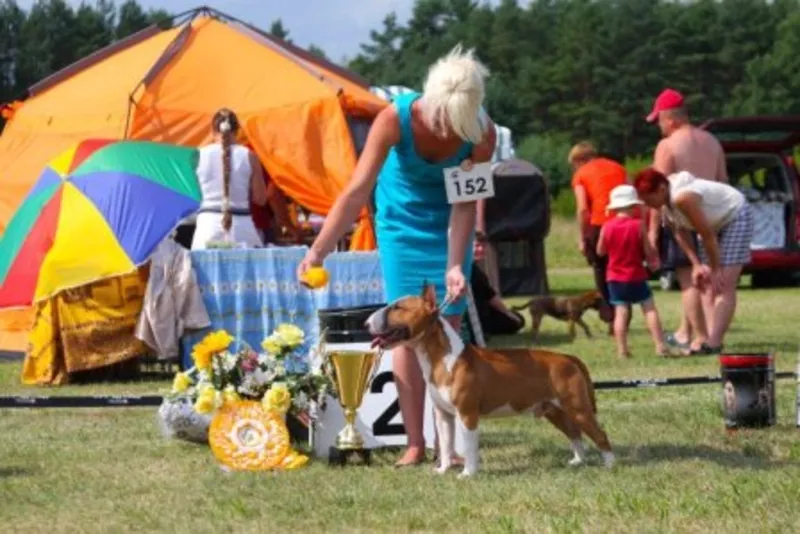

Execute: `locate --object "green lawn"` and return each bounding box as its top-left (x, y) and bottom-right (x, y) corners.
top-left (2, 219), bottom-right (800, 533)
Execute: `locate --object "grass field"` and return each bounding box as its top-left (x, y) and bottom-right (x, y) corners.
top-left (2, 218), bottom-right (800, 533)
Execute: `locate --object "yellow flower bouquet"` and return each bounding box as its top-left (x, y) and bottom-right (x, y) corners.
top-left (160, 325), bottom-right (333, 443)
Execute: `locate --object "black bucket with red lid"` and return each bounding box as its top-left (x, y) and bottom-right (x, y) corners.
top-left (719, 352), bottom-right (775, 429)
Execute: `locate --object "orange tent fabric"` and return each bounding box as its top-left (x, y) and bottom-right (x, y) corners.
top-left (0, 16), bottom-right (385, 242)
top-left (0, 14), bottom-right (386, 351)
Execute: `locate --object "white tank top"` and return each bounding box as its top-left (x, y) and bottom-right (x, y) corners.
top-left (667, 171), bottom-right (745, 231)
top-left (197, 143), bottom-right (253, 211)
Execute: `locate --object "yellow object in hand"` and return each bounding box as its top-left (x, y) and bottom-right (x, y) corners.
top-left (300, 267), bottom-right (329, 289)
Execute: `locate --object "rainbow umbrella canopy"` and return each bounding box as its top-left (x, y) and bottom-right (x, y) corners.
top-left (0, 139), bottom-right (200, 308)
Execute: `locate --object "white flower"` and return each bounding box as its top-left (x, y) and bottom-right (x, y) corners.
top-left (309, 353), bottom-right (325, 376)
top-left (293, 391), bottom-right (309, 411)
top-left (222, 352), bottom-right (238, 372)
top-left (274, 363), bottom-right (286, 378)
top-left (251, 368), bottom-right (269, 386)
top-left (238, 376), bottom-right (260, 397)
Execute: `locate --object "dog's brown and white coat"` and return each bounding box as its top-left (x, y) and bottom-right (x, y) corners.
top-left (366, 284), bottom-right (615, 477)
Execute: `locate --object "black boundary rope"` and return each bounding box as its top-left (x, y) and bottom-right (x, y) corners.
top-left (0, 372), bottom-right (795, 409)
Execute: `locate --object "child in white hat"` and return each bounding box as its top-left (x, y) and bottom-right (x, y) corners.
top-left (596, 184), bottom-right (668, 358)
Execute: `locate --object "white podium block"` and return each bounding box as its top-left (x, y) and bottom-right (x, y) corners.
top-left (314, 348), bottom-right (443, 458)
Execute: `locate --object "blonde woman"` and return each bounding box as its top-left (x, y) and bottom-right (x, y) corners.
top-left (191, 108), bottom-right (267, 249)
top-left (298, 45), bottom-right (496, 467)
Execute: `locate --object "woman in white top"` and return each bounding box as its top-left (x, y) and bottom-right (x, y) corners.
top-left (191, 108), bottom-right (267, 249)
top-left (635, 168), bottom-right (753, 354)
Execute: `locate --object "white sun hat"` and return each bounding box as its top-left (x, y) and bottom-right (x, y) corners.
top-left (606, 184), bottom-right (644, 212)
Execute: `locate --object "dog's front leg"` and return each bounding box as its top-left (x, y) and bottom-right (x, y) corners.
top-left (577, 317), bottom-right (592, 338)
top-left (456, 414), bottom-right (479, 478)
top-left (530, 311), bottom-right (543, 344)
top-left (434, 407), bottom-right (455, 475)
top-left (567, 316), bottom-right (577, 341)
top-left (566, 303), bottom-right (578, 341)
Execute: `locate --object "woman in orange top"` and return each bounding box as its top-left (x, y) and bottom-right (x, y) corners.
top-left (569, 142), bottom-right (630, 319)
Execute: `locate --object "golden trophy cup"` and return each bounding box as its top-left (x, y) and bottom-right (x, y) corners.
top-left (325, 349), bottom-right (381, 466)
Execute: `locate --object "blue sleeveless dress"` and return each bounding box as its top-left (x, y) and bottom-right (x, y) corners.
top-left (374, 92), bottom-right (474, 315)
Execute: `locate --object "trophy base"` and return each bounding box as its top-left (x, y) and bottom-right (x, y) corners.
top-left (328, 446), bottom-right (371, 467)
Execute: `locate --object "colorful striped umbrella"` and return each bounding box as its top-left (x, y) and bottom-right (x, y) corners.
top-left (0, 139), bottom-right (200, 308)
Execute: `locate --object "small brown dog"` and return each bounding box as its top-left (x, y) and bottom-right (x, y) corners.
top-left (512, 290), bottom-right (613, 343)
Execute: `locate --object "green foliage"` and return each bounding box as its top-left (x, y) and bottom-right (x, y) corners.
top-left (515, 132), bottom-right (573, 196)
top-left (350, 0), bottom-right (800, 160)
top-left (550, 189), bottom-right (577, 219)
top-left (624, 155), bottom-right (653, 176)
top-left (307, 44), bottom-right (328, 60)
top-left (268, 18), bottom-right (291, 43)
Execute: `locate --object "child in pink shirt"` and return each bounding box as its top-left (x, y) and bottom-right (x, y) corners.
top-left (597, 185), bottom-right (668, 358)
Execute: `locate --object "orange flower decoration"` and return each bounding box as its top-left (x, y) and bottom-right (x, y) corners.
top-left (209, 401), bottom-right (291, 471)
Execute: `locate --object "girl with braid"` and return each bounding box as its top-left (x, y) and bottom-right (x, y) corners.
top-left (192, 108), bottom-right (268, 249)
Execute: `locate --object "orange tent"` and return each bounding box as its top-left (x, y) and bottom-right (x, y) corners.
top-left (0, 8), bottom-right (387, 352)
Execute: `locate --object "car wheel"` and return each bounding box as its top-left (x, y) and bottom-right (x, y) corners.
top-left (659, 271), bottom-right (678, 291)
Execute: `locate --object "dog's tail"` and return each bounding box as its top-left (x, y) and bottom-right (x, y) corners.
top-left (569, 356), bottom-right (597, 413)
top-left (510, 298), bottom-right (540, 312)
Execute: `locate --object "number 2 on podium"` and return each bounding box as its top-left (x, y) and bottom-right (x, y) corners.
top-left (370, 371), bottom-right (405, 436)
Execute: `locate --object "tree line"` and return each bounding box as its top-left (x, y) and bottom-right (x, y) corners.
top-left (2, 0), bottom-right (800, 193)
top-left (350, 0), bottom-right (800, 193)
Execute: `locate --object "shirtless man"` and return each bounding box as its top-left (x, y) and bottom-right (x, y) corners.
top-left (646, 88), bottom-right (728, 355)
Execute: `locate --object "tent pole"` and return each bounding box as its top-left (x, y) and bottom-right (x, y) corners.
top-left (123, 96), bottom-right (135, 140)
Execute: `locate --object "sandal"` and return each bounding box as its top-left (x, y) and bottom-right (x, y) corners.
top-left (394, 457), bottom-right (426, 469)
top-left (666, 333), bottom-right (690, 350)
top-left (682, 343), bottom-right (723, 357)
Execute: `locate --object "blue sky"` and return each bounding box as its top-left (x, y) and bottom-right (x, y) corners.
top-left (18, 0), bottom-right (502, 63)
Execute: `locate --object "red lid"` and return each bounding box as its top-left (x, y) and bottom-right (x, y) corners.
top-left (719, 353), bottom-right (772, 368)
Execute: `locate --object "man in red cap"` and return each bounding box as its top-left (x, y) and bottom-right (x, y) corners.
top-left (646, 88), bottom-right (728, 355)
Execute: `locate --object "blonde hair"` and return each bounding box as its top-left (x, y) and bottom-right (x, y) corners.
top-left (567, 141), bottom-right (597, 166)
top-left (421, 44), bottom-right (489, 144)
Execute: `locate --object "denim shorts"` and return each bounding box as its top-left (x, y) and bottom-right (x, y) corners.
top-left (607, 281), bottom-right (653, 306)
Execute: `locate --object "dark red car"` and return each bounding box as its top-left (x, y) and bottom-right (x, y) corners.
top-left (660, 116), bottom-right (800, 289)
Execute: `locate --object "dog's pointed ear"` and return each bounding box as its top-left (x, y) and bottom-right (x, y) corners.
top-left (422, 283), bottom-right (437, 309)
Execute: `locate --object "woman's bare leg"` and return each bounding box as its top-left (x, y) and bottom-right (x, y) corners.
top-left (393, 345), bottom-right (427, 466)
top-left (707, 266), bottom-right (742, 348)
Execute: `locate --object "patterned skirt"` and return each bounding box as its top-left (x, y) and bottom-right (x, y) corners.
top-left (698, 203), bottom-right (754, 267)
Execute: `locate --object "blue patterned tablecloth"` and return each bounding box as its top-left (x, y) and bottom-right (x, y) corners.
top-left (180, 247), bottom-right (385, 369)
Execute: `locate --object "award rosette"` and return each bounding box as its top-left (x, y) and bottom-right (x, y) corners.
top-left (209, 400), bottom-right (308, 471)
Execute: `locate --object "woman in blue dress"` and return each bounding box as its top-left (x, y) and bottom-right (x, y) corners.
top-left (298, 45), bottom-right (496, 467)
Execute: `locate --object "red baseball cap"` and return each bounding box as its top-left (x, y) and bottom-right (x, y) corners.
top-left (646, 89), bottom-right (685, 122)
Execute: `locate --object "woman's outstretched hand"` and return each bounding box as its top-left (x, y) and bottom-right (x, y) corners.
top-left (297, 248), bottom-right (324, 281)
